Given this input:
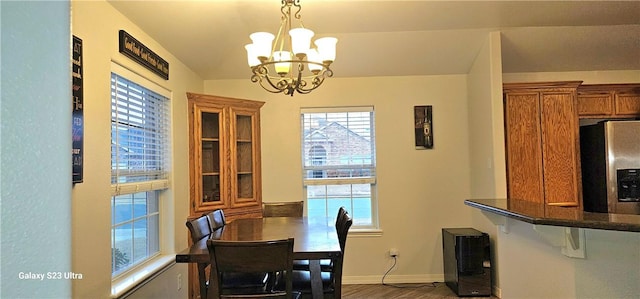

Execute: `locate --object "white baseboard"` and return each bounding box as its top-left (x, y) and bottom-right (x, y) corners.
top-left (493, 285), bottom-right (502, 298)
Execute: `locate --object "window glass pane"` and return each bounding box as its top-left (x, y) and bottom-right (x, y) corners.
top-left (133, 218), bottom-right (148, 263)
top-left (306, 183), bottom-right (372, 227)
top-left (113, 194), bottom-right (133, 225)
top-left (351, 184), bottom-right (373, 226)
top-left (113, 222), bottom-right (132, 275)
top-left (148, 192), bottom-right (159, 214)
top-left (111, 196), bottom-right (116, 226)
top-left (133, 192), bottom-right (147, 218)
top-left (148, 214), bottom-right (159, 254)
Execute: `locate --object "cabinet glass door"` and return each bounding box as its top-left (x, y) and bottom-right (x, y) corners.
top-left (235, 113), bottom-right (254, 200)
top-left (201, 112), bottom-right (221, 203)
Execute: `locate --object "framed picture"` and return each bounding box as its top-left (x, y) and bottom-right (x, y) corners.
top-left (414, 105), bottom-right (433, 149)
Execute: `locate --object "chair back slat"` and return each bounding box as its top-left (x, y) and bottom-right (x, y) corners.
top-left (186, 215), bottom-right (212, 241)
top-left (204, 209), bottom-right (226, 231)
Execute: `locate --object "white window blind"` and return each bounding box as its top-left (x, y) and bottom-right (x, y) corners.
top-left (111, 71), bottom-right (170, 195)
top-left (301, 107), bottom-right (376, 184)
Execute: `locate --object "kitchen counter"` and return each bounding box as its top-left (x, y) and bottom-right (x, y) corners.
top-left (465, 198), bottom-right (640, 232)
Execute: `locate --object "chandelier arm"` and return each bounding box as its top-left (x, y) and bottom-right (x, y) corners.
top-left (251, 65), bottom-right (286, 94)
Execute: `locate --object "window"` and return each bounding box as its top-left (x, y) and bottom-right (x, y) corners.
top-left (110, 68), bottom-right (170, 277)
top-left (301, 107), bottom-right (377, 229)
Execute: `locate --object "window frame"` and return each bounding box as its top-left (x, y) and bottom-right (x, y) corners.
top-left (109, 62), bottom-right (172, 286)
top-left (300, 106), bottom-right (378, 229)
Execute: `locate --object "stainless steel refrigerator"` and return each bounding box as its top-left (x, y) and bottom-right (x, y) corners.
top-left (580, 120), bottom-right (640, 214)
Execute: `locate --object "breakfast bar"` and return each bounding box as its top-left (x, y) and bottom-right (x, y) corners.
top-left (464, 198), bottom-right (640, 233)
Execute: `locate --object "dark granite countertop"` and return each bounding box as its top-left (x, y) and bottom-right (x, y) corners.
top-left (465, 199), bottom-right (640, 233)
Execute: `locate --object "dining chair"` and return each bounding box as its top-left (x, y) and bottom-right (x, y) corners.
top-left (186, 215), bottom-right (214, 299)
top-left (293, 207), bottom-right (348, 272)
top-left (262, 201), bottom-right (304, 217)
top-left (187, 213), bottom-right (271, 299)
top-left (204, 209), bottom-right (226, 231)
top-left (292, 209), bottom-right (353, 298)
top-left (206, 238), bottom-right (298, 299)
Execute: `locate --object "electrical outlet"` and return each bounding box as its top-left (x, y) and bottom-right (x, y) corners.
top-left (389, 248), bottom-right (399, 257)
top-left (177, 273), bottom-right (182, 291)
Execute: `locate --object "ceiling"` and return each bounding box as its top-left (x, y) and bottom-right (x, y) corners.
top-left (107, 0), bottom-right (640, 80)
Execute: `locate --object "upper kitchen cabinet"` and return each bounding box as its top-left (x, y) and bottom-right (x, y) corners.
top-left (577, 84), bottom-right (640, 119)
top-left (503, 81), bottom-right (583, 218)
top-left (187, 92), bottom-right (264, 220)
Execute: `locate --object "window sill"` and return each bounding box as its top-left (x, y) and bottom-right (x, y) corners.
top-left (349, 228), bottom-right (383, 237)
top-left (111, 255), bottom-right (175, 299)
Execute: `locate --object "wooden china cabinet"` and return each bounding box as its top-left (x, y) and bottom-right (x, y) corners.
top-left (503, 81), bottom-right (583, 218)
top-left (186, 92), bottom-right (264, 298)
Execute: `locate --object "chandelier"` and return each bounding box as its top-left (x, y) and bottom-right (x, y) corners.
top-left (245, 0), bottom-right (337, 96)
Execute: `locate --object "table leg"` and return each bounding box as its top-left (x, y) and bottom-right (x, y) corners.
top-left (308, 259), bottom-right (323, 299)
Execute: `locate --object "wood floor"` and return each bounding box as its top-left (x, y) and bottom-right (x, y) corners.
top-left (341, 283), bottom-right (498, 299)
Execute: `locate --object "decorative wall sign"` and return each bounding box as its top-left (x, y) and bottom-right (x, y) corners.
top-left (118, 30), bottom-right (169, 80)
top-left (72, 35), bottom-right (84, 183)
top-left (414, 105), bottom-right (434, 149)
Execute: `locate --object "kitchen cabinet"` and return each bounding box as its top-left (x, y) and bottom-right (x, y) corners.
top-left (503, 81), bottom-right (583, 218)
top-left (186, 92), bottom-right (264, 298)
top-left (577, 84), bottom-right (640, 118)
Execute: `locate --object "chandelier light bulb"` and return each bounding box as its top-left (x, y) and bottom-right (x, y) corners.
top-left (249, 32), bottom-right (275, 61)
top-left (289, 28), bottom-right (314, 58)
top-left (306, 49), bottom-right (323, 73)
top-left (244, 44), bottom-right (260, 67)
top-left (315, 37), bottom-right (338, 64)
top-left (273, 51), bottom-right (292, 75)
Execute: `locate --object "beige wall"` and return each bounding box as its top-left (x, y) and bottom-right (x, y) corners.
top-left (71, 1), bottom-right (202, 297)
top-left (467, 31), bottom-right (505, 294)
top-left (204, 74), bottom-right (475, 283)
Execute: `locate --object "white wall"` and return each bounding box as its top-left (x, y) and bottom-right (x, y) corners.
top-left (1, 1), bottom-right (72, 298)
top-left (204, 74), bottom-right (475, 283)
top-left (71, 0), bottom-right (202, 297)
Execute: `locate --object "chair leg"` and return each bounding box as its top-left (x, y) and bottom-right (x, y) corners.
top-left (197, 263), bottom-right (208, 299)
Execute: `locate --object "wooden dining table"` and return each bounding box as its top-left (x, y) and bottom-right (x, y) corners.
top-left (176, 216), bottom-right (343, 299)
